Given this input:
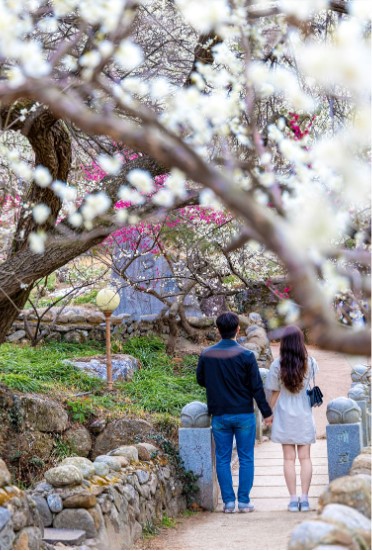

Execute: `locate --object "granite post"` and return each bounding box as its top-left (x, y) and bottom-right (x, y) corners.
top-left (355, 400), bottom-right (368, 447)
top-left (179, 402), bottom-right (218, 511)
top-left (326, 397), bottom-right (363, 481)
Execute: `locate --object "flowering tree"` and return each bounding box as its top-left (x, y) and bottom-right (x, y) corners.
top-left (0, 0), bottom-right (370, 354)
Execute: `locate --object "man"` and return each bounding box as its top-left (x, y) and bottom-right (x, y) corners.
top-left (197, 312), bottom-right (273, 513)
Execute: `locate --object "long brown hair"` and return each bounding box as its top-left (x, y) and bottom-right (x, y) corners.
top-left (279, 325), bottom-right (308, 393)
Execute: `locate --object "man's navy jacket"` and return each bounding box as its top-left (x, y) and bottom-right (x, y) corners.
top-left (196, 339), bottom-right (272, 418)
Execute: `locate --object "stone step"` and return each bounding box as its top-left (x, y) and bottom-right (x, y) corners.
top-left (43, 528), bottom-right (86, 545)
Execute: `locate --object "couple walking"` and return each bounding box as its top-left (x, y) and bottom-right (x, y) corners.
top-left (196, 312), bottom-right (318, 514)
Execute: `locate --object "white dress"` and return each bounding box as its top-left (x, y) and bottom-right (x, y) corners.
top-left (265, 357), bottom-right (319, 445)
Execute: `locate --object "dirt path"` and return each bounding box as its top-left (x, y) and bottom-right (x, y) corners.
top-left (139, 347), bottom-right (353, 551)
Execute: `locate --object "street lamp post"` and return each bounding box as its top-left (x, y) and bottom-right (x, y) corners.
top-left (96, 288), bottom-right (120, 391)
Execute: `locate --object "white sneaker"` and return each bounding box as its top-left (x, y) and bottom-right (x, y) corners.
top-left (288, 499), bottom-right (299, 512)
top-left (238, 502), bottom-right (255, 513)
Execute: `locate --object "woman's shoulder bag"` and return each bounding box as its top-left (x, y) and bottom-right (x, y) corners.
top-left (306, 357), bottom-right (323, 407)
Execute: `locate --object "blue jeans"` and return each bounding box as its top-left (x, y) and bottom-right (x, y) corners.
top-left (212, 413), bottom-right (256, 505)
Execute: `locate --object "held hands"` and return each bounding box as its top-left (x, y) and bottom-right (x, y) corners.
top-left (263, 415), bottom-right (273, 427)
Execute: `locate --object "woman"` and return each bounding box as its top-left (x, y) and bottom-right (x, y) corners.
top-left (265, 325), bottom-right (319, 513)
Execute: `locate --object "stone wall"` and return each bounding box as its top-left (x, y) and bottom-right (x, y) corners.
top-left (7, 307), bottom-right (164, 344)
top-left (0, 443), bottom-right (187, 550)
top-left (0, 459), bottom-right (43, 550)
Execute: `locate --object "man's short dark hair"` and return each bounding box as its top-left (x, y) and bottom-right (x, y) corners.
top-left (216, 312), bottom-right (239, 339)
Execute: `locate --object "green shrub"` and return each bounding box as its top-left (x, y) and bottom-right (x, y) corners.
top-left (52, 437), bottom-right (77, 460)
top-left (67, 398), bottom-right (95, 422)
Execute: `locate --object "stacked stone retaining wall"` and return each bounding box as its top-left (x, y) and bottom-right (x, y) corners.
top-left (0, 443), bottom-right (187, 550)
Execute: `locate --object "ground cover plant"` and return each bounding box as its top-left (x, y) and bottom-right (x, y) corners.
top-left (0, 336), bottom-right (204, 419)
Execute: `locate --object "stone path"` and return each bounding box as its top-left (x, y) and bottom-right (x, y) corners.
top-left (140, 347), bottom-right (353, 550)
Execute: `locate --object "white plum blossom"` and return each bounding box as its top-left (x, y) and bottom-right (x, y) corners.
top-left (53, 0), bottom-right (79, 17)
top-left (152, 189), bottom-right (174, 207)
top-left (200, 189), bottom-right (223, 210)
top-left (98, 40), bottom-right (114, 57)
top-left (28, 231), bottom-right (47, 254)
top-left (32, 204), bottom-right (51, 224)
top-left (115, 209), bottom-right (128, 224)
top-left (79, 0), bottom-right (128, 32)
top-left (20, 41), bottom-right (50, 77)
top-left (176, 0), bottom-right (230, 33)
top-left (277, 300), bottom-right (300, 323)
top-left (150, 77), bottom-right (170, 100)
top-left (52, 181), bottom-right (77, 202)
top-left (350, 0), bottom-right (372, 19)
top-left (259, 172), bottom-right (275, 187)
top-left (121, 77), bottom-right (149, 97)
top-left (97, 153), bottom-right (123, 175)
top-left (12, 161), bottom-right (33, 181)
top-left (285, 187), bottom-right (349, 251)
top-left (114, 40), bottom-right (144, 71)
top-left (127, 169), bottom-right (154, 194)
top-left (164, 169), bottom-right (187, 199)
top-left (80, 50), bottom-right (101, 68)
top-left (118, 186), bottom-right (144, 205)
top-left (34, 166), bottom-right (52, 187)
top-left (37, 17), bottom-right (58, 32)
top-left (81, 192), bottom-right (111, 221)
top-left (68, 212), bottom-right (83, 227)
top-left (279, 0), bottom-right (329, 21)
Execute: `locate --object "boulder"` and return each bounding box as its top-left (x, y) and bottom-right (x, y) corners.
top-left (31, 496), bottom-right (52, 527)
top-left (319, 474), bottom-right (371, 518)
top-left (0, 460), bottom-right (11, 488)
top-left (237, 315), bottom-right (250, 329)
top-left (45, 466), bottom-right (83, 487)
top-left (63, 427), bottom-right (92, 457)
top-left (245, 325), bottom-right (269, 350)
top-left (135, 443), bottom-right (159, 461)
top-left (93, 463), bottom-right (109, 477)
top-left (85, 311), bottom-right (105, 324)
top-left (20, 396), bottom-right (68, 433)
top-left (320, 503), bottom-right (371, 548)
top-left (64, 331), bottom-right (88, 344)
top-left (12, 526), bottom-right (43, 550)
top-left (0, 521), bottom-right (15, 550)
top-left (60, 457), bottom-right (95, 479)
top-left (64, 354), bottom-right (140, 382)
top-left (112, 456), bottom-right (129, 468)
top-left (0, 507), bottom-right (11, 531)
top-left (288, 520), bottom-right (358, 550)
top-left (53, 508), bottom-right (97, 538)
top-left (63, 492), bottom-right (97, 509)
top-left (46, 494), bottom-right (63, 513)
top-left (350, 453), bottom-right (371, 476)
top-left (94, 456), bottom-right (121, 472)
top-left (6, 330), bottom-right (26, 343)
top-left (135, 470), bottom-right (150, 485)
top-left (92, 418), bottom-right (153, 457)
top-left (89, 419), bottom-right (106, 435)
top-left (109, 446), bottom-right (138, 462)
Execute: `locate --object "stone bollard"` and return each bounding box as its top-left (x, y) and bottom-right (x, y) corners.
top-left (178, 401), bottom-right (218, 511)
top-left (326, 397), bottom-right (363, 481)
top-left (350, 365), bottom-right (371, 446)
top-left (348, 384), bottom-right (369, 447)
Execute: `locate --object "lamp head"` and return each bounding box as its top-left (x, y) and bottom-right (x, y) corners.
top-left (96, 287), bottom-right (120, 313)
